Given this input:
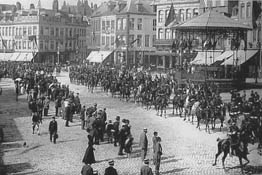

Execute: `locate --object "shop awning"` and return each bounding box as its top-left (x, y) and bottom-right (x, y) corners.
top-left (0, 52), bottom-right (34, 62)
top-left (190, 50), bottom-right (222, 65)
top-left (15, 52), bottom-right (34, 62)
top-left (86, 51), bottom-right (113, 63)
top-left (221, 50), bottom-right (258, 65)
top-left (211, 51), bottom-right (234, 65)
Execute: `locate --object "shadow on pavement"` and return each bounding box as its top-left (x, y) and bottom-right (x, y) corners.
top-left (19, 144), bottom-right (43, 155)
top-left (161, 167), bottom-right (189, 174)
top-left (0, 88), bottom-right (32, 174)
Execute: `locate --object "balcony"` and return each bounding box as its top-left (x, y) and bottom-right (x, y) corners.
top-left (153, 39), bottom-right (173, 47)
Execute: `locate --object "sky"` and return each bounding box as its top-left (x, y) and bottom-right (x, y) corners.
top-left (1, 0), bottom-right (105, 9)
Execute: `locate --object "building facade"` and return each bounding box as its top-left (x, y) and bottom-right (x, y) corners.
top-left (90, 0), bottom-right (156, 67)
top-left (152, 0), bottom-right (200, 69)
top-left (0, 1), bottom-right (89, 63)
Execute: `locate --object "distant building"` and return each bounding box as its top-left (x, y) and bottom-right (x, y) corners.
top-left (90, 0), bottom-right (156, 67)
top-left (0, 1), bottom-right (89, 63)
top-left (61, 0), bottom-right (93, 17)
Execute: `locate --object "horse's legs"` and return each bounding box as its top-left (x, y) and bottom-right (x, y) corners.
top-left (222, 151), bottom-right (228, 170)
top-left (220, 118), bottom-right (224, 132)
top-left (191, 114), bottom-right (194, 124)
top-left (239, 157), bottom-right (244, 174)
top-left (213, 148), bottom-right (222, 166)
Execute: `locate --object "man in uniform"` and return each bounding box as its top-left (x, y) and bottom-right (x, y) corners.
top-left (228, 122), bottom-right (240, 156)
top-left (104, 160), bottom-right (118, 175)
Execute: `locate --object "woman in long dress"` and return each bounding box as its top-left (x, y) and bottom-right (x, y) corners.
top-left (82, 135), bottom-right (96, 164)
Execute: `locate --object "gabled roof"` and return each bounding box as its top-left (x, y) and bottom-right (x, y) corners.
top-left (119, 0), bottom-right (154, 15)
top-left (92, 0), bottom-right (154, 17)
top-left (174, 9), bottom-right (251, 30)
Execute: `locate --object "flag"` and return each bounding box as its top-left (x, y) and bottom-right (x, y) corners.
top-left (28, 35), bottom-right (37, 46)
top-left (165, 3), bottom-right (175, 27)
top-left (0, 35), bottom-right (7, 49)
top-left (253, 1), bottom-right (262, 28)
top-left (92, 31), bottom-right (96, 41)
top-left (130, 38), bottom-right (138, 46)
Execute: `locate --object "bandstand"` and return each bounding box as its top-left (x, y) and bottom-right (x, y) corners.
top-left (171, 9), bottom-right (254, 91)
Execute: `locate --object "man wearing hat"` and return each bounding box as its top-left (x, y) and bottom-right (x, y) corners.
top-left (140, 159), bottom-right (153, 175)
top-left (139, 128), bottom-right (148, 161)
top-left (81, 163), bottom-right (93, 175)
top-left (104, 160), bottom-right (118, 175)
top-left (49, 116), bottom-right (58, 144)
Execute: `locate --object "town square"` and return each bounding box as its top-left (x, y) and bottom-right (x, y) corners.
top-left (1, 0), bottom-right (262, 175)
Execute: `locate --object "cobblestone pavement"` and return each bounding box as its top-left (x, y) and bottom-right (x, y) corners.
top-left (0, 73), bottom-right (262, 175)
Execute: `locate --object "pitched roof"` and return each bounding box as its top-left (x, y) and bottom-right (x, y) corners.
top-left (119, 0), bottom-right (154, 15)
top-left (175, 9), bottom-right (251, 30)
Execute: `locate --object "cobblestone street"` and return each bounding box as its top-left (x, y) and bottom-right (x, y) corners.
top-left (1, 72), bottom-right (262, 175)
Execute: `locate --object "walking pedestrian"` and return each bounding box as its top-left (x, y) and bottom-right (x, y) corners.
top-left (82, 135), bottom-right (96, 164)
top-left (113, 116), bottom-right (120, 146)
top-left (118, 125), bottom-right (127, 155)
top-left (32, 112), bottom-right (40, 135)
top-left (106, 120), bottom-right (114, 143)
top-left (81, 163), bottom-right (93, 175)
top-left (140, 159), bottom-right (153, 175)
top-left (153, 136), bottom-right (162, 175)
top-left (104, 160), bottom-right (118, 175)
top-left (139, 128), bottom-right (148, 161)
top-left (49, 116), bottom-right (58, 144)
top-left (43, 96), bottom-right (50, 116)
top-left (152, 131), bottom-right (158, 161)
top-left (80, 106), bottom-right (86, 130)
top-left (125, 134), bottom-right (134, 158)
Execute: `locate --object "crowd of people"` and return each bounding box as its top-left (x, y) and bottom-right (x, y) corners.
top-left (3, 61), bottom-right (262, 175)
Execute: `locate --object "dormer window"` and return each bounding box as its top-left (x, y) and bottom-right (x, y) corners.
top-left (232, 5), bottom-right (238, 17)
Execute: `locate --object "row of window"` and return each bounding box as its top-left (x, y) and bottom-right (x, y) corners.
top-left (0, 39), bottom-right (85, 51)
top-left (99, 18), bottom-right (157, 33)
top-left (158, 8), bottom-right (199, 23)
top-left (39, 26), bottom-right (86, 37)
top-left (239, 2), bottom-right (252, 19)
top-left (101, 34), bottom-right (156, 48)
top-left (158, 28), bottom-right (175, 40)
top-left (0, 26), bottom-right (37, 36)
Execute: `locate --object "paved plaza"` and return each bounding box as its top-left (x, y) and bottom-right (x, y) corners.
top-left (0, 72), bottom-right (262, 175)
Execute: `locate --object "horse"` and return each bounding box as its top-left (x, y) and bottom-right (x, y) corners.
top-left (190, 101), bottom-right (200, 124)
top-left (211, 104), bottom-right (226, 131)
top-left (155, 95), bottom-right (168, 117)
top-left (196, 106), bottom-right (212, 133)
top-left (213, 136), bottom-right (250, 174)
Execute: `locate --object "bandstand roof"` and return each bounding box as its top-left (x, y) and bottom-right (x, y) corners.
top-left (174, 10), bottom-right (251, 30)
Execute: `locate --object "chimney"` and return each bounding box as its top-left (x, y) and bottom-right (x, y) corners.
top-left (30, 3), bottom-right (35, 9)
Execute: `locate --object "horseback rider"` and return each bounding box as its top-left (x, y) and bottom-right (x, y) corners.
top-left (228, 122), bottom-right (240, 156)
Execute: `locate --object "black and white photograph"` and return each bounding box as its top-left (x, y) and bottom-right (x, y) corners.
top-left (0, 0), bottom-right (262, 174)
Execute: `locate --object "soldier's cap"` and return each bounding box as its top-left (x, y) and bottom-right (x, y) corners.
top-left (144, 158), bottom-right (149, 164)
top-left (108, 160), bottom-right (114, 165)
top-left (143, 128), bottom-right (147, 131)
